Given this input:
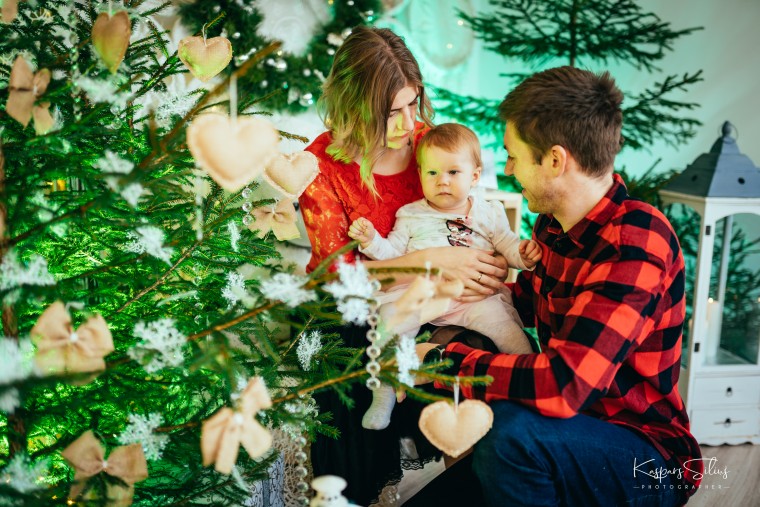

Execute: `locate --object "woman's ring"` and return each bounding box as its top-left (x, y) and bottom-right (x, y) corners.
top-left (477, 273), bottom-right (483, 283)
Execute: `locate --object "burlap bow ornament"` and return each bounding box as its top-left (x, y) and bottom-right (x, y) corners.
top-left (201, 377), bottom-right (273, 474)
top-left (6, 56), bottom-right (55, 134)
top-left (387, 275), bottom-right (465, 331)
top-left (62, 430), bottom-right (148, 506)
top-left (31, 301), bottom-right (114, 377)
top-left (248, 200), bottom-right (300, 241)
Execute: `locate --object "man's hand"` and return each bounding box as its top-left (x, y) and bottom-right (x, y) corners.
top-left (348, 217), bottom-right (376, 249)
top-left (519, 239), bottom-right (542, 268)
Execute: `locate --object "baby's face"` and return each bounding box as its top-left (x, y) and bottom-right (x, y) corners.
top-left (418, 145), bottom-right (481, 213)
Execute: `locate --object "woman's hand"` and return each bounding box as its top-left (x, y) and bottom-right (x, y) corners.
top-left (426, 247), bottom-right (508, 302)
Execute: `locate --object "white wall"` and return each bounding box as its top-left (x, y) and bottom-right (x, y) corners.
top-left (618, 0), bottom-right (760, 175)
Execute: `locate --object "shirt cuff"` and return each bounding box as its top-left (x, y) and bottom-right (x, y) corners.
top-left (432, 342), bottom-right (475, 390)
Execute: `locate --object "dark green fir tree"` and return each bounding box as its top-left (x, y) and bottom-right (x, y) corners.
top-left (433, 0), bottom-right (759, 362)
top-left (432, 0), bottom-right (703, 181)
top-left (0, 1), bottom-right (464, 506)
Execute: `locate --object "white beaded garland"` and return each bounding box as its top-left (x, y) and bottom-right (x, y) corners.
top-left (364, 301), bottom-right (383, 391)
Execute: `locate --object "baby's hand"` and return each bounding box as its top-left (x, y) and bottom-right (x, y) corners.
top-left (348, 217), bottom-right (376, 248)
top-left (519, 239), bottom-right (542, 268)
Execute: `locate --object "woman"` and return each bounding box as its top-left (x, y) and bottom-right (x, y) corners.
top-left (298, 25), bottom-right (507, 504)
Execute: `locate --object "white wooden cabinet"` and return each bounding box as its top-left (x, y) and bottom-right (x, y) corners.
top-left (685, 369), bottom-right (760, 445)
top-left (483, 188), bottom-right (524, 283)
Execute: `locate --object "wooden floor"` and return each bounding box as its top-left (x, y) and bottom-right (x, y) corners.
top-left (388, 443), bottom-right (760, 506)
top-left (687, 444), bottom-right (760, 507)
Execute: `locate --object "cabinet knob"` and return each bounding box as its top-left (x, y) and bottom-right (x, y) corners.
top-left (725, 387), bottom-right (733, 397)
top-left (724, 418), bottom-right (732, 428)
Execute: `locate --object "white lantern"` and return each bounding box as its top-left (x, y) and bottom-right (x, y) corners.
top-left (660, 122), bottom-right (760, 445)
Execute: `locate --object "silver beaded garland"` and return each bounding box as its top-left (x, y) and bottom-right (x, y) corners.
top-left (365, 301), bottom-right (382, 390)
top-left (294, 421), bottom-right (311, 506)
top-left (241, 185), bottom-right (254, 226)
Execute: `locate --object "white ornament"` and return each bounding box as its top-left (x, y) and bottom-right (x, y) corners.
top-left (310, 475), bottom-right (349, 507)
top-left (94, 150), bottom-right (134, 174)
top-left (395, 334), bottom-right (420, 387)
top-left (74, 76), bottom-right (129, 108)
top-left (129, 318), bottom-right (186, 372)
top-left (296, 330), bottom-right (322, 371)
top-left (408, 0), bottom-right (476, 69)
top-left (253, 0), bottom-right (333, 56)
top-left (323, 260), bottom-right (378, 325)
top-left (0, 250), bottom-right (56, 291)
top-left (228, 221), bottom-right (241, 252)
top-left (117, 413), bottom-right (170, 460)
top-left (0, 388), bottom-right (21, 413)
top-left (0, 454), bottom-right (49, 494)
top-left (260, 273), bottom-right (316, 308)
top-left (222, 271), bottom-right (257, 308)
top-left (124, 226), bottom-right (175, 265)
top-left (120, 183), bottom-right (144, 207)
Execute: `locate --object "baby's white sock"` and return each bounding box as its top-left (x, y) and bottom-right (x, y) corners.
top-left (362, 383), bottom-right (396, 430)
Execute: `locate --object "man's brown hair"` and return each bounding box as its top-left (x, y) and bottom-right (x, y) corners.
top-left (499, 66), bottom-right (623, 177)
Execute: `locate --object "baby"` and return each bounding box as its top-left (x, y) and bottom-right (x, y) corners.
top-left (349, 123), bottom-right (542, 430)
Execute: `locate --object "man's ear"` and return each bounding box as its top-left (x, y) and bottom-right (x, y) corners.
top-left (548, 145), bottom-right (568, 177)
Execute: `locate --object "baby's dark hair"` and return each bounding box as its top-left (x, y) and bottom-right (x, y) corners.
top-left (416, 123), bottom-right (482, 169)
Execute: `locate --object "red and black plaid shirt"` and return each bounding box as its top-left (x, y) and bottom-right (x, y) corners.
top-left (440, 174), bottom-right (703, 498)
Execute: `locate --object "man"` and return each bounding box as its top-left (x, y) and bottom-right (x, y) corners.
top-left (435, 66), bottom-right (703, 506)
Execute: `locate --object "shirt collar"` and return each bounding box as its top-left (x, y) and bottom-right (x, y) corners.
top-left (546, 173), bottom-right (628, 247)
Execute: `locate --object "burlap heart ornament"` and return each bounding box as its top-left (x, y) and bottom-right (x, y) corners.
top-left (91, 10), bottom-right (131, 73)
top-left (1, 0), bottom-right (20, 24)
top-left (263, 152), bottom-right (319, 199)
top-left (187, 113), bottom-right (279, 192)
top-left (418, 399), bottom-right (493, 458)
top-left (178, 36), bottom-right (233, 82)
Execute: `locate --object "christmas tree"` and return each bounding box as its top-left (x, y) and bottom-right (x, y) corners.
top-left (0, 1), bottom-right (459, 506)
top-left (178, 0), bottom-right (382, 114)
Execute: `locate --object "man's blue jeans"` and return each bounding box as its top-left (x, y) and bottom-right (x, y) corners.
top-left (473, 401), bottom-right (686, 507)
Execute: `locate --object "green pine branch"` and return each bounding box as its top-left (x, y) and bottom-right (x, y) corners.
top-left (461, 0), bottom-right (702, 69)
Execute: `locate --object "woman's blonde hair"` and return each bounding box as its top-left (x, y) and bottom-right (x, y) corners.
top-left (318, 25), bottom-right (434, 196)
